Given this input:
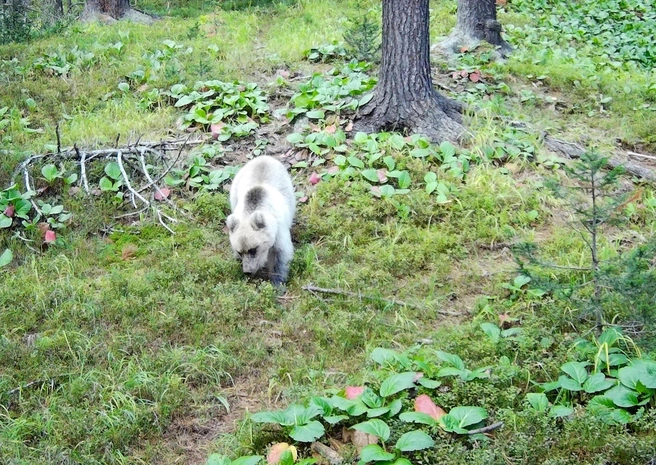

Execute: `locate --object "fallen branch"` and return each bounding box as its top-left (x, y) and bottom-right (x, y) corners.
top-left (466, 421), bottom-right (504, 435)
top-left (542, 135), bottom-right (656, 185)
top-left (302, 284), bottom-right (461, 316)
top-left (310, 442), bottom-right (343, 465)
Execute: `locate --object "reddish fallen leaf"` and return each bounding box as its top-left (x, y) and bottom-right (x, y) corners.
top-left (498, 313), bottom-right (511, 325)
top-left (154, 188), bottom-right (170, 201)
top-left (376, 169), bottom-right (388, 183)
top-left (413, 372), bottom-right (424, 382)
top-left (3, 205), bottom-right (14, 217)
top-left (460, 46), bottom-right (469, 53)
top-left (469, 71), bottom-right (481, 82)
top-left (324, 124), bottom-right (337, 134)
top-left (344, 121), bottom-right (354, 132)
top-left (44, 230), bottom-right (56, 243)
top-left (415, 394), bottom-right (446, 420)
top-left (297, 196), bottom-right (308, 203)
top-left (309, 172), bottom-right (321, 185)
top-left (345, 386), bottom-right (364, 400)
top-left (210, 122), bottom-right (226, 139)
top-left (452, 72), bottom-right (460, 80)
top-left (326, 166), bottom-right (340, 175)
top-left (267, 443), bottom-right (297, 465)
top-left (370, 186), bottom-right (382, 198)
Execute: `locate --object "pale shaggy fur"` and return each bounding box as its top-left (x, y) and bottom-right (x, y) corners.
top-left (226, 156), bottom-right (296, 286)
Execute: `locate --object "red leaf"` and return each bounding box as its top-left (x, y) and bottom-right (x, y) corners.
top-left (298, 196), bottom-right (308, 203)
top-left (414, 394), bottom-right (446, 420)
top-left (469, 71), bottom-right (481, 82)
top-left (44, 230), bottom-right (56, 243)
top-left (154, 187), bottom-right (170, 201)
top-left (459, 46), bottom-right (469, 53)
top-left (452, 71), bottom-right (460, 80)
top-left (370, 186), bottom-right (382, 198)
top-left (345, 386), bottom-right (364, 400)
top-left (267, 443), bottom-right (297, 465)
top-left (309, 172), bottom-right (321, 185)
top-left (210, 122), bottom-right (226, 139)
top-left (344, 121), bottom-right (354, 132)
top-left (460, 70), bottom-right (469, 77)
top-left (324, 124), bottom-right (337, 134)
top-left (376, 169), bottom-right (388, 183)
top-left (3, 205), bottom-right (14, 217)
top-left (326, 166), bottom-right (340, 175)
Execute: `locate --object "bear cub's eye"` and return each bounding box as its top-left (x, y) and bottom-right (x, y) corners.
top-left (248, 247), bottom-right (257, 256)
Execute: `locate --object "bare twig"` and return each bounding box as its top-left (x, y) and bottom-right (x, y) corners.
top-left (116, 150), bottom-right (149, 207)
top-left (627, 151), bottom-right (656, 161)
top-left (55, 122), bottom-right (61, 155)
top-left (302, 284), bottom-right (461, 316)
top-left (466, 421), bottom-right (504, 435)
top-left (310, 442), bottom-right (343, 465)
top-left (75, 144), bottom-right (90, 194)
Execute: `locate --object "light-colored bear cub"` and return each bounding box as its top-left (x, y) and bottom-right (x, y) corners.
top-left (226, 155), bottom-right (296, 286)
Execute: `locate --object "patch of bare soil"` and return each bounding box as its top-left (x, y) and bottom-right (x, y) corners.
top-left (145, 375), bottom-right (278, 465)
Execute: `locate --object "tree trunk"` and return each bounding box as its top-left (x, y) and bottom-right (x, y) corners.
top-left (81, 0), bottom-right (154, 23)
top-left (440, 0), bottom-right (511, 56)
top-left (353, 0), bottom-right (465, 144)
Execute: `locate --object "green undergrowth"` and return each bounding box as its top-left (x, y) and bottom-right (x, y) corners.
top-left (2, 0), bottom-right (656, 464)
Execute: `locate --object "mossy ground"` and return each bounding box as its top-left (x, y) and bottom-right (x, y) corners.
top-left (1, 0), bottom-right (655, 464)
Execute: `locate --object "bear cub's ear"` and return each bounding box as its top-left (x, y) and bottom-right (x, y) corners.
top-left (226, 214), bottom-right (238, 232)
top-left (250, 211), bottom-right (266, 230)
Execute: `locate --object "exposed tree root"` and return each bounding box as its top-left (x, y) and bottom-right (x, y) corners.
top-left (354, 91), bottom-right (467, 144)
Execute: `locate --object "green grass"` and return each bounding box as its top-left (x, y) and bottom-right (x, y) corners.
top-left (2, 0), bottom-right (656, 464)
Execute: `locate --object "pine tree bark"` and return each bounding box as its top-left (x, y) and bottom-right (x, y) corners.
top-left (441, 0), bottom-right (511, 56)
top-left (354, 0), bottom-right (465, 144)
top-left (81, 0), bottom-right (153, 23)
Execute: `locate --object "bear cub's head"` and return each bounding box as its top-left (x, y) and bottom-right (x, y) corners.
top-left (226, 210), bottom-right (276, 276)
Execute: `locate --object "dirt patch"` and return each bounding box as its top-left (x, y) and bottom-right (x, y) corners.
top-left (145, 375), bottom-right (278, 465)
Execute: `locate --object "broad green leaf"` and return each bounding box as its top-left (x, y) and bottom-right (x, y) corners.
top-left (396, 171), bottom-right (411, 189)
top-left (480, 323), bottom-right (501, 343)
top-left (424, 172), bottom-right (437, 183)
top-left (447, 406), bottom-right (488, 428)
top-left (388, 134), bottom-right (406, 151)
top-left (619, 363), bottom-right (656, 390)
top-left (526, 393), bottom-right (548, 412)
top-left (323, 415), bottom-right (348, 424)
top-left (399, 412), bottom-right (438, 426)
top-left (361, 168), bottom-right (380, 183)
top-left (588, 396), bottom-right (633, 425)
top-left (561, 361), bottom-right (589, 384)
top-left (417, 377), bottom-right (441, 389)
top-left (41, 163), bottom-right (59, 182)
top-left (286, 133), bottom-right (305, 145)
top-left (540, 379), bottom-right (562, 392)
top-left (366, 406), bottom-right (391, 418)
top-left (387, 399), bottom-right (403, 417)
top-left (436, 367), bottom-right (467, 378)
top-left (359, 444), bottom-right (395, 463)
top-left (104, 162), bottom-right (121, 180)
top-left (604, 385), bottom-right (640, 407)
top-left (0, 215), bottom-right (12, 228)
top-left (0, 248), bottom-right (12, 268)
top-left (290, 420), bottom-right (325, 442)
top-left (206, 453), bottom-right (231, 465)
top-left (250, 410), bottom-right (288, 425)
top-left (306, 110), bottom-right (325, 119)
top-left (435, 351), bottom-right (465, 369)
top-left (440, 414), bottom-right (467, 434)
top-left (330, 396), bottom-right (368, 416)
top-left (394, 430), bottom-right (435, 452)
top-left (231, 456), bottom-right (264, 465)
top-left (360, 388), bottom-right (382, 409)
top-left (354, 132), bottom-right (369, 144)
top-left (549, 405), bottom-right (573, 418)
top-left (352, 419), bottom-right (390, 441)
top-left (583, 372), bottom-right (616, 393)
top-left (558, 375), bottom-right (583, 392)
top-left (118, 82), bottom-right (130, 92)
top-left (370, 347), bottom-right (399, 366)
top-left (439, 141), bottom-right (456, 158)
top-left (347, 156), bottom-right (364, 169)
top-left (379, 372), bottom-right (416, 398)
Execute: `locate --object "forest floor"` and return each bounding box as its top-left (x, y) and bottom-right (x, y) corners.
top-left (1, 0), bottom-right (655, 464)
